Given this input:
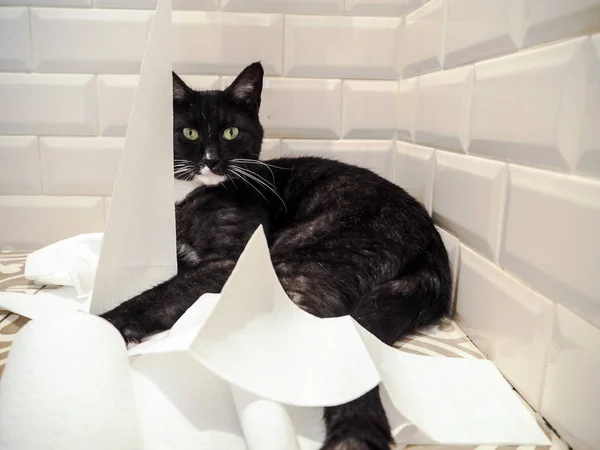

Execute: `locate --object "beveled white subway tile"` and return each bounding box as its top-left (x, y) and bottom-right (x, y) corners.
top-left (456, 244), bottom-right (555, 410)
top-left (172, 12), bottom-right (283, 76)
top-left (0, 73), bottom-right (97, 136)
top-left (97, 75), bottom-right (136, 137)
top-left (222, 0), bottom-right (343, 14)
top-left (345, 0), bottom-right (423, 16)
top-left (0, 8), bottom-right (32, 71)
top-left (284, 15), bottom-right (401, 80)
top-left (394, 142), bottom-right (434, 213)
top-left (396, 76), bottom-right (418, 142)
top-left (435, 226), bottom-right (459, 312)
top-left (522, 0), bottom-right (600, 48)
top-left (0, 196), bottom-right (105, 250)
top-left (0, 136), bottom-right (41, 195)
top-left (577, 34), bottom-right (600, 177)
top-left (31, 8), bottom-right (153, 73)
top-left (342, 80), bottom-right (397, 139)
top-left (282, 140), bottom-right (393, 179)
top-left (40, 137), bottom-right (123, 196)
top-left (433, 151), bottom-right (506, 261)
top-left (541, 305), bottom-right (600, 450)
top-left (470, 37), bottom-right (589, 171)
top-left (402, 0), bottom-right (445, 78)
top-left (444, 0), bottom-right (521, 69)
top-left (0, 0), bottom-right (91, 5)
top-left (415, 65), bottom-right (473, 152)
top-left (172, 0), bottom-right (220, 8)
top-left (98, 75), bottom-right (219, 136)
top-left (260, 139), bottom-right (281, 160)
top-left (94, 0), bottom-right (219, 9)
top-left (501, 165), bottom-right (600, 328)
top-left (223, 77), bottom-right (342, 139)
top-left (93, 0), bottom-right (151, 7)
top-left (180, 75), bottom-right (222, 92)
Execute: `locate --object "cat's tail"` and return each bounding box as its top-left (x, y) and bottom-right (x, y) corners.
top-left (352, 240), bottom-right (453, 346)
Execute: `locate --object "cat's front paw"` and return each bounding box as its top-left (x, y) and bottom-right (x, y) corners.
top-left (100, 309), bottom-right (149, 344)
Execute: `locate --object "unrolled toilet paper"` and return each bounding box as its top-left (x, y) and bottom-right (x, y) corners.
top-left (231, 386), bottom-right (301, 450)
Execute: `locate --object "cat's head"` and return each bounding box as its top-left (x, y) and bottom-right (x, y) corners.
top-left (172, 62), bottom-right (264, 187)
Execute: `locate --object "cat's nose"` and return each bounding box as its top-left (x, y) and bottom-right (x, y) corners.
top-left (203, 159), bottom-right (220, 170)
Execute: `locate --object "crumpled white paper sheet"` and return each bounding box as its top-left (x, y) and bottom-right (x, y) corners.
top-left (89, 0), bottom-right (177, 316)
top-left (6, 233), bottom-right (98, 319)
top-left (25, 233), bottom-right (102, 298)
top-left (0, 228), bottom-right (550, 449)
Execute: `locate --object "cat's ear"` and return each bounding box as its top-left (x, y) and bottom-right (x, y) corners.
top-left (172, 72), bottom-right (190, 102)
top-left (224, 62), bottom-right (264, 112)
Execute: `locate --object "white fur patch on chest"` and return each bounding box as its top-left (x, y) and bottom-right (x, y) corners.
top-left (174, 167), bottom-right (226, 202)
top-left (196, 167), bottom-right (226, 186)
top-left (177, 241), bottom-right (201, 265)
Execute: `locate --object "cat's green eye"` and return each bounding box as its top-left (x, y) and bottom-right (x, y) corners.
top-left (182, 127), bottom-right (199, 141)
top-left (223, 127), bottom-right (240, 141)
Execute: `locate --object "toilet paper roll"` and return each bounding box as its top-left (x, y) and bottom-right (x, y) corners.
top-left (0, 311), bottom-right (140, 450)
top-left (130, 352), bottom-right (247, 450)
top-left (231, 385), bottom-right (301, 450)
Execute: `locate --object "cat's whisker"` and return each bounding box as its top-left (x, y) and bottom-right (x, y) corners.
top-left (177, 168), bottom-right (197, 182)
top-left (231, 164), bottom-right (278, 194)
top-left (231, 159), bottom-right (275, 183)
top-left (175, 170), bottom-right (195, 180)
top-left (229, 169), bottom-right (267, 202)
top-left (174, 168), bottom-right (191, 176)
top-left (226, 173), bottom-right (238, 190)
top-left (228, 168), bottom-right (270, 204)
top-left (231, 166), bottom-right (287, 213)
top-left (173, 160), bottom-right (199, 176)
top-left (174, 163), bottom-right (193, 171)
top-left (233, 166), bottom-right (275, 192)
top-left (232, 158), bottom-right (291, 171)
top-left (174, 160), bottom-right (200, 181)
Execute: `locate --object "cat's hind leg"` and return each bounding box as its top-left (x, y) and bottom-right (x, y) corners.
top-left (320, 386), bottom-right (393, 450)
top-left (273, 263), bottom-right (393, 450)
top-left (273, 244), bottom-right (451, 450)
top-left (351, 249), bottom-right (452, 346)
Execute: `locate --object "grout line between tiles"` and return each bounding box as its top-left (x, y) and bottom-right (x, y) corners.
top-left (462, 64), bottom-right (475, 154)
top-left (493, 162), bottom-right (509, 266)
top-left (280, 14), bottom-right (286, 78)
top-left (35, 136), bottom-right (44, 195)
top-left (26, 7), bottom-right (34, 73)
top-left (514, 0), bottom-right (526, 50)
top-left (439, 0), bottom-right (448, 69)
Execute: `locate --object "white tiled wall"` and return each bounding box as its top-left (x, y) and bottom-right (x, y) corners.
top-left (1, 1), bottom-right (599, 448)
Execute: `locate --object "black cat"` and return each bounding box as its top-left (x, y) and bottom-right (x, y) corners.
top-left (102, 62), bottom-right (452, 450)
